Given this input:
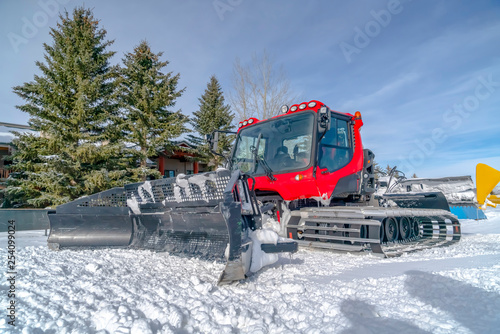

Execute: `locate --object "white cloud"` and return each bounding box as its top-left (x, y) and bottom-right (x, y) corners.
top-left (340, 72), bottom-right (421, 111)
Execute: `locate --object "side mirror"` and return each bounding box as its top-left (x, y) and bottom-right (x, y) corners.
top-left (319, 106), bottom-right (331, 131)
top-left (206, 132), bottom-right (219, 152)
top-left (207, 130), bottom-right (237, 160)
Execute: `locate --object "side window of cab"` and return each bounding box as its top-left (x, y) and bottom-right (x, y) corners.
top-left (318, 117), bottom-right (353, 172)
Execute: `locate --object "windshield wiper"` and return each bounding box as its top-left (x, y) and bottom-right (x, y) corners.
top-left (251, 133), bottom-right (276, 182)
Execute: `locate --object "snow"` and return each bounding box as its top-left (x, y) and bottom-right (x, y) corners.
top-left (494, 184), bottom-right (500, 195)
top-left (381, 176), bottom-right (478, 204)
top-left (248, 217), bottom-right (281, 273)
top-left (39, 155), bottom-right (60, 160)
top-left (2, 208), bottom-right (500, 333)
top-left (188, 173), bottom-right (217, 202)
top-left (127, 196), bottom-right (140, 215)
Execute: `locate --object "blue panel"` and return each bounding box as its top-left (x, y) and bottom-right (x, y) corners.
top-left (450, 206), bottom-right (466, 219)
top-left (450, 206), bottom-right (487, 220)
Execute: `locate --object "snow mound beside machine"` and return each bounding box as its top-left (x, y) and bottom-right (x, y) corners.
top-left (47, 169), bottom-right (297, 285)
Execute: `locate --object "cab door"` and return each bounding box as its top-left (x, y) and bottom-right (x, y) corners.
top-left (317, 117), bottom-right (353, 172)
top-left (316, 116), bottom-right (361, 199)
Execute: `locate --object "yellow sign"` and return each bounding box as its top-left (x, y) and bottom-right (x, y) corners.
top-left (476, 163), bottom-right (500, 206)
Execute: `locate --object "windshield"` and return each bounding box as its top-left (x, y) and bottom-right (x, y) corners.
top-left (231, 112), bottom-right (315, 175)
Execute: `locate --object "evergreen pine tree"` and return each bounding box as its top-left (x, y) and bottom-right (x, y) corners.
top-left (5, 7), bottom-right (131, 208)
top-left (189, 75), bottom-right (234, 168)
top-left (118, 41), bottom-right (187, 180)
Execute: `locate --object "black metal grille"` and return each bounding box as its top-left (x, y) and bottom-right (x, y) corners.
top-left (125, 170), bottom-right (232, 207)
top-left (76, 189), bottom-right (128, 208)
top-left (62, 170), bottom-right (233, 212)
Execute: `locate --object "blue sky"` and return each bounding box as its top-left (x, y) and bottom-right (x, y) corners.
top-left (0, 0), bottom-right (499, 179)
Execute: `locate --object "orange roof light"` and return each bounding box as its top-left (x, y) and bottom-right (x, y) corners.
top-left (354, 111), bottom-right (362, 120)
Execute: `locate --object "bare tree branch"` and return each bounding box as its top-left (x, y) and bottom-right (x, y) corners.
top-left (229, 50), bottom-right (297, 121)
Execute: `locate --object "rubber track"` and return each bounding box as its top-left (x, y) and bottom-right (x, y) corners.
top-left (286, 206), bottom-right (461, 257)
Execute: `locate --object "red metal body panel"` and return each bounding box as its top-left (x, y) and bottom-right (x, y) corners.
top-left (239, 100), bottom-right (365, 201)
top-left (250, 166), bottom-right (321, 200)
top-left (315, 115), bottom-right (364, 200)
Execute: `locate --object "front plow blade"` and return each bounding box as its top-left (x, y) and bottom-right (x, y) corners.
top-left (47, 188), bottom-right (132, 248)
top-left (48, 169), bottom-right (296, 284)
top-left (218, 201), bottom-right (247, 284)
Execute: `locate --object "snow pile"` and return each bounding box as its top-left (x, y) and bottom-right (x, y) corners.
top-left (173, 173), bottom-right (190, 202)
top-left (188, 173), bottom-right (217, 202)
top-left (1, 208), bottom-right (500, 333)
top-left (127, 181), bottom-right (154, 214)
top-left (248, 216), bottom-right (281, 273)
top-left (126, 196), bottom-right (140, 214)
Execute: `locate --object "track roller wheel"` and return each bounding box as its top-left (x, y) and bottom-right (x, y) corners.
top-left (384, 217), bottom-right (399, 242)
top-left (410, 218), bottom-right (420, 238)
top-left (359, 225), bottom-right (367, 239)
top-left (399, 217), bottom-right (411, 240)
top-left (379, 221), bottom-right (385, 243)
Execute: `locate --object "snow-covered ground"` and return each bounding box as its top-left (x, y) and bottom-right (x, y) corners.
top-left (1, 209), bottom-right (500, 334)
